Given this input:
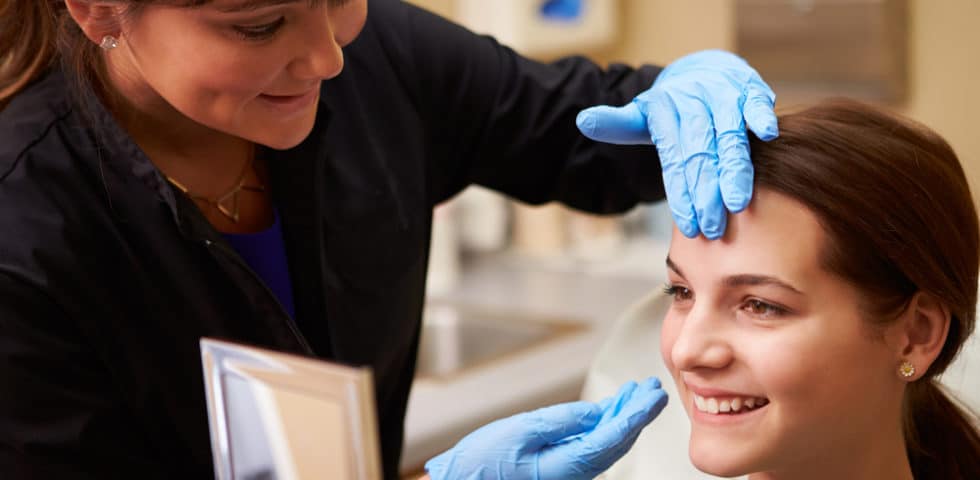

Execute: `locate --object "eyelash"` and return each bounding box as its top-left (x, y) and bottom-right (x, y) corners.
top-left (234, 16), bottom-right (286, 41)
top-left (662, 283), bottom-right (789, 319)
top-left (742, 298), bottom-right (789, 318)
top-left (663, 283), bottom-right (693, 301)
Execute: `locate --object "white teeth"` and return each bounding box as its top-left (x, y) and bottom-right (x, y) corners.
top-left (693, 394), bottom-right (768, 415)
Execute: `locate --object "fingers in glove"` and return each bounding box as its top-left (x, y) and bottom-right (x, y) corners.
top-left (712, 92), bottom-right (754, 214)
top-left (523, 401), bottom-right (603, 450)
top-left (550, 379), bottom-right (668, 472)
top-left (675, 96), bottom-right (725, 239)
top-left (588, 380), bottom-right (668, 450)
top-left (548, 379), bottom-right (644, 449)
top-left (743, 82), bottom-right (778, 141)
top-left (647, 94), bottom-right (698, 238)
top-left (576, 103), bottom-right (653, 145)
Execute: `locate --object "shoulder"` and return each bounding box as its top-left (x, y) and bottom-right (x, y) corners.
top-left (0, 69), bottom-right (76, 172)
top-left (0, 69), bottom-right (92, 206)
top-left (0, 71), bottom-right (110, 266)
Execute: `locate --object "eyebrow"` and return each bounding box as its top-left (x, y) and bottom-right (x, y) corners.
top-left (665, 256), bottom-right (805, 296)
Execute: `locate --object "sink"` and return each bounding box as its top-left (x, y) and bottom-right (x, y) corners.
top-left (415, 302), bottom-right (587, 380)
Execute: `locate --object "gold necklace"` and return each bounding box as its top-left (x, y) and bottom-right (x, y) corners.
top-left (164, 155), bottom-right (266, 223)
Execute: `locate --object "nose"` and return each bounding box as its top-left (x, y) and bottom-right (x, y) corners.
top-left (669, 302), bottom-right (734, 372)
top-left (289, 13), bottom-right (345, 81)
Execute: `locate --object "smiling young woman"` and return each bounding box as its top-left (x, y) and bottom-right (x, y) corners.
top-left (662, 99), bottom-right (980, 480)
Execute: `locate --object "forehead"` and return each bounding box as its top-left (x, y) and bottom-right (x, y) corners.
top-left (668, 189), bottom-right (826, 285)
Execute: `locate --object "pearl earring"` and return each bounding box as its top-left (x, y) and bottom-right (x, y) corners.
top-left (100, 35), bottom-right (118, 51)
top-left (899, 360), bottom-right (916, 378)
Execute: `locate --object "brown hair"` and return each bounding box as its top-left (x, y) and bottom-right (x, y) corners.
top-left (0, 0), bottom-right (220, 111)
top-left (750, 98), bottom-right (980, 479)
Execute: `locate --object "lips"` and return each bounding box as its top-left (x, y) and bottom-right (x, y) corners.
top-left (260, 88), bottom-right (316, 103)
top-left (257, 87), bottom-right (319, 116)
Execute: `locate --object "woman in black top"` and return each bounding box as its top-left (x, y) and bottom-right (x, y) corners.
top-left (0, 0), bottom-right (777, 478)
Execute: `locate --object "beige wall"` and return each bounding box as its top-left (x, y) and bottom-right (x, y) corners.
top-left (404, 0), bottom-right (454, 18)
top-left (404, 0), bottom-right (733, 64)
top-left (405, 0), bottom-right (980, 200)
top-left (904, 0), bottom-right (980, 202)
top-left (593, 0), bottom-right (734, 67)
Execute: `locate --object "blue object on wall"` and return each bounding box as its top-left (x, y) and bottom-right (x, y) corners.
top-left (540, 0), bottom-right (583, 21)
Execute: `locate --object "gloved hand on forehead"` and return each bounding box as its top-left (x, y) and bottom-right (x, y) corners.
top-left (424, 377), bottom-right (667, 480)
top-left (577, 49), bottom-right (779, 240)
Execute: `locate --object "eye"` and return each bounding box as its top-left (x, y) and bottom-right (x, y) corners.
top-left (740, 299), bottom-right (788, 318)
top-left (233, 16), bottom-right (286, 41)
top-left (663, 283), bottom-right (693, 301)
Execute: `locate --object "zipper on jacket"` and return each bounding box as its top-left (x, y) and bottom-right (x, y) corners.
top-left (202, 238), bottom-right (316, 356)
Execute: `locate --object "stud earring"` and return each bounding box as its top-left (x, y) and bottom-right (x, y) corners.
top-left (99, 35), bottom-right (118, 51)
top-left (899, 360), bottom-right (916, 378)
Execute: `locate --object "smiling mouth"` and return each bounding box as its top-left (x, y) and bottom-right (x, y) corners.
top-left (260, 90), bottom-right (315, 103)
top-left (693, 394), bottom-right (770, 415)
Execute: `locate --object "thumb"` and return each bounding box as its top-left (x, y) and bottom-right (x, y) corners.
top-left (522, 401), bottom-right (603, 450)
top-left (576, 103), bottom-right (653, 145)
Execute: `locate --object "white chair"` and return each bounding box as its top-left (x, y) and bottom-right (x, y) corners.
top-left (582, 289), bottom-right (980, 480)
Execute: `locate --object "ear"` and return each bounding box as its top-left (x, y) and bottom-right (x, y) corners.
top-left (889, 291), bottom-right (951, 381)
top-left (64, 1), bottom-right (125, 45)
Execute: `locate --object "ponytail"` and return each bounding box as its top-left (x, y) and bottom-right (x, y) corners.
top-left (0, 0), bottom-right (61, 109)
top-left (904, 379), bottom-right (980, 479)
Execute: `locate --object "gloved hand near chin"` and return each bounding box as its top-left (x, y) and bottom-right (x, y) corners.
top-left (577, 49), bottom-right (779, 240)
top-left (424, 377), bottom-right (667, 480)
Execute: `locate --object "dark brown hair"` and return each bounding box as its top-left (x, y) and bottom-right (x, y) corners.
top-left (0, 0), bottom-right (256, 111)
top-left (751, 98), bottom-right (980, 479)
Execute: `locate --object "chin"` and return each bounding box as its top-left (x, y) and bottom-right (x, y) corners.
top-left (689, 441), bottom-right (758, 478)
top-left (253, 120), bottom-right (316, 151)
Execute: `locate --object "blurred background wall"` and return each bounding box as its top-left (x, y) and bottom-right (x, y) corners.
top-left (904, 0), bottom-right (980, 204)
top-left (405, 0), bottom-right (980, 205)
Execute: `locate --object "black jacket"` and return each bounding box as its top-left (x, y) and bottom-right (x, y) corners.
top-left (0, 0), bottom-right (664, 478)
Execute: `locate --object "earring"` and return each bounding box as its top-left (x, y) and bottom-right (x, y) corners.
top-left (100, 35), bottom-right (118, 51)
top-left (899, 360), bottom-right (916, 378)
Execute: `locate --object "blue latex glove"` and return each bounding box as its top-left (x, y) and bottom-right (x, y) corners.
top-left (424, 377), bottom-right (668, 480)
top-left (576, 50), bottom-right (779, 239)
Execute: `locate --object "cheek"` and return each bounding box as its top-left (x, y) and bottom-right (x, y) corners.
top-left (136, 23), bottom-right (279, 102)
top-left (334, 1), bottom-right (369, 45)
top-left (177, 51), bottom-right (276, 100)
top-left (755, 318), bottom-right (894, 425)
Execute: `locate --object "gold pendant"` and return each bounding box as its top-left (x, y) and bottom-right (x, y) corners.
top-left (213, 184), bottom-right (266, 223)
top-left (164, 155), bottom-right (266, 224)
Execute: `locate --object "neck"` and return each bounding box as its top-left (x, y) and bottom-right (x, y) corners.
top-left (103, 57), bottom-right (256, 197)
top-left (101, 58), bottom-right (273, 232)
